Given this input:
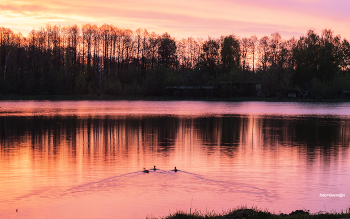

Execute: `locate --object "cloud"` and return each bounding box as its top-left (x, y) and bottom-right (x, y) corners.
top-left (1, 0), bottom-right (350, 40)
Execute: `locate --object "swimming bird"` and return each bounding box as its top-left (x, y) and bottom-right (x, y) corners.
top-left (153, 166), bottom-right (157, 171)
top-left (173, 167), bottom-right (178, 172)
top-left (143, 168), bottom-right (149, 173)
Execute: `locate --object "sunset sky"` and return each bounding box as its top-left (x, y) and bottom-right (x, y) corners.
top-left (1, 0), bottom-right (350, 40)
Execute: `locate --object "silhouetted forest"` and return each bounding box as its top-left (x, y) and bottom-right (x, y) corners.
top-left (1, 24), bottom-right (350, 98)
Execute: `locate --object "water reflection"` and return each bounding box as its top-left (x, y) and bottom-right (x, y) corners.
top-left (1, 115), bottom-right (350, 173)
top-left (1, 115), bottom-right (350, 174)
top-left (1, 101), bottom-right (350, 218)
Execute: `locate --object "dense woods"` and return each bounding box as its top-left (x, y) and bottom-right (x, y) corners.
top-left (1, 24), bottom-right (350, 98)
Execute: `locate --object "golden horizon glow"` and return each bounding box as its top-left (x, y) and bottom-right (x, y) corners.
top-left (1, 0), bottom-right (350, 40)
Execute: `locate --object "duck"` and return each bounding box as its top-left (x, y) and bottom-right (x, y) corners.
top-left (153, 166), bottom-right (157, 171)
top-left (173, 166), bottom-right (178, 172)
top-left (143, 168), bottom-right (149, 173)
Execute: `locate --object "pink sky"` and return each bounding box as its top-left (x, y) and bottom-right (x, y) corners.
top-left (1, 0), bottom-right (350, 40)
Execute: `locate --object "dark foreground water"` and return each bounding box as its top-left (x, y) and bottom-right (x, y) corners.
top-left (0, 101), bottom-right (349, 218)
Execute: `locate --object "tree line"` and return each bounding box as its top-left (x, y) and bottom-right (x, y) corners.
top-left (1, 24), bottom-right (350, 98)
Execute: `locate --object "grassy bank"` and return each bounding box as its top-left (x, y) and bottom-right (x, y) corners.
top-left (150, 207), bottom-right (350, 219)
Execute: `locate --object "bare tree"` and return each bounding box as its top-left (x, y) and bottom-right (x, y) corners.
top-left (241, 37), bottom-right (249, 71)
top-left (249, 35), bottom-right (258, 73)
top-left (258, 36), bottom-right (270, 72)
top-left (148, 31), bottom-right (159, 69)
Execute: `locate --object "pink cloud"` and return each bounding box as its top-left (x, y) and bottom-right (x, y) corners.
top-left (1, 0), bottom-right (349, 40)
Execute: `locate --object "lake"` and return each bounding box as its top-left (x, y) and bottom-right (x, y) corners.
top-left (0, 100), bottom-right (349, 218)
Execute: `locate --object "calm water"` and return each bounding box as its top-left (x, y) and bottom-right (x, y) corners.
top-left (0, 101), bottom-right (350, 218)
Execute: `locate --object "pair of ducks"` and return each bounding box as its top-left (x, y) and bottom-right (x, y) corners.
top-left (143, 166), bottom-right (178, 173)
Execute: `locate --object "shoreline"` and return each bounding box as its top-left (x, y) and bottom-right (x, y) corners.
top-left (1, 95), bottom-right (350, 102)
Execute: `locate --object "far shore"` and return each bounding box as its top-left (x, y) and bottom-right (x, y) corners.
top-left (1, 94), bottom-right (350, 102)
